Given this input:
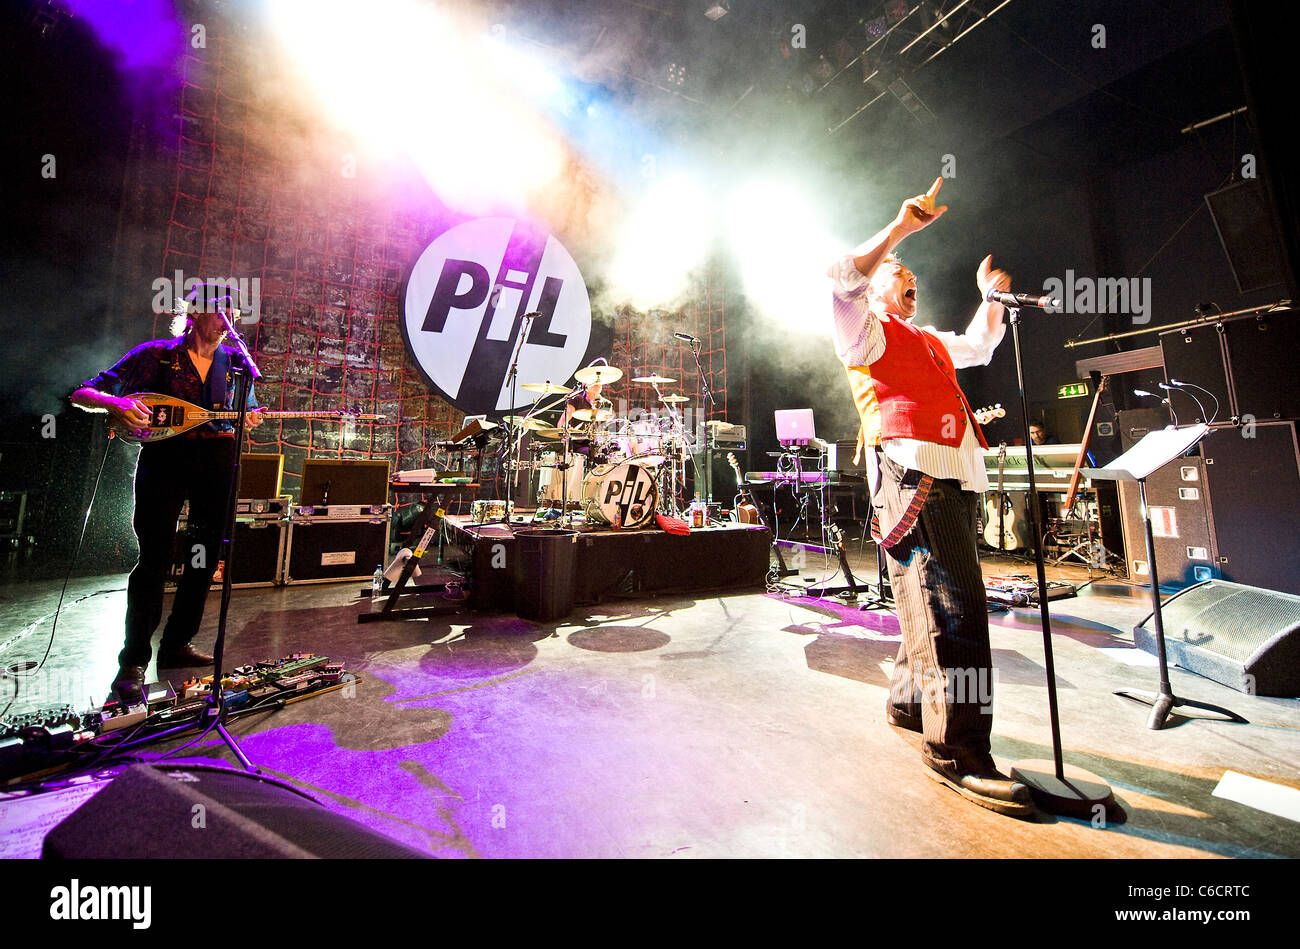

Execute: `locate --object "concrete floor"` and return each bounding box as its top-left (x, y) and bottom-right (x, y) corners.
top-left (1, 545), bottom-right (1298, 859)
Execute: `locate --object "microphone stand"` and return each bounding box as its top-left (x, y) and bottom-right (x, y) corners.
top-left (999, 304), bottom-right (1115, 818)
top-left (500, 313), bottom-right (536, 533)
top-left (686, 337), bottom-right (715, 506)
top-left (202, 315), bottom-right (262, 772)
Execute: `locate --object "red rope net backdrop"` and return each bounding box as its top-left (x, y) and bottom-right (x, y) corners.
top-left (152, 27), bottom-right (727, 504)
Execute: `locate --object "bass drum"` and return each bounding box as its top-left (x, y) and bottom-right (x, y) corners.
top-left (582, 463), bottom-right (659, 529)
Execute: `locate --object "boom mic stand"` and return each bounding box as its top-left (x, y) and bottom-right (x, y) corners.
top-left (202, 315), bottom-right (262, 772)
top-left (499, 312), bottom-right (538, 532)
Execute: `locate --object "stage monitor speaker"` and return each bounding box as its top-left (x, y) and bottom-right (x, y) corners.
top-left (1134, 580), bottom-right (1300, 697)
top-left (1159, 326), bottom-right (1230, 425)
top-left (1205, 178), bottom-right (1289, 294)
top-left (42, 763), bottom-right (430, 858)
top-left (300, 459), bottom-right (391, 506)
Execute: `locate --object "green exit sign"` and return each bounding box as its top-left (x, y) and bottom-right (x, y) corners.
top-left (1058, 382), bottom-right (1090, 399)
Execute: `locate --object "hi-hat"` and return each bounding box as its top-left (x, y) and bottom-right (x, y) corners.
top-left (631, 374), bottom-right (676, 384)
top-left (706, 420), bottom-right (735, 431)
top-left (521, 382), bottom-right (570, 395)
top-left (574, 365), bottom-right (623, 386)
top-left (571, 407), bottom-right (614, 423)
top-left (533, 427), bottom-right (564, 439)
top-left (503, 416), bottom-right (547, 431)
top-left (660, 394), bottom-right (689, 403)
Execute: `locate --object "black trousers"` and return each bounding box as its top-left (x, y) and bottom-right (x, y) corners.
top-left (875, 451), bottom-right (995, 774)
top-left (120, 436), bottom-right (237, 668)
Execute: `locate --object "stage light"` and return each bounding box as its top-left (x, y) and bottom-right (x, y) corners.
top-left (267, 0), bottom-right (569, 212)
top-left (606, 174), bottom-right (717, 308)
top-left (726, 178), bottom-right (841, 329)
top-left (704, 1), bottom-right (730, 21)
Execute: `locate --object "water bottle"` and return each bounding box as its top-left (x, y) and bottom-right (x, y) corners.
top-left (372, 564), bottom-right (383, 598)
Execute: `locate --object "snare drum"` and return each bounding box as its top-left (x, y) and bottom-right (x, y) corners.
top-left (581, 463), bottom-right (659, 529)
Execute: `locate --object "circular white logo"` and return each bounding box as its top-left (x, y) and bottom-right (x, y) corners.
top-left (401, 218), bottom-right (592, 416)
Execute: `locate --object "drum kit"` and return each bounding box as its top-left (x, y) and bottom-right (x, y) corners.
top-left (507, 365), bottom-right (703, 528)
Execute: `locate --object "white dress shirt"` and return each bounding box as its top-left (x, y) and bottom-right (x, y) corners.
top-left (829, 253), bottom-right (1005, 493)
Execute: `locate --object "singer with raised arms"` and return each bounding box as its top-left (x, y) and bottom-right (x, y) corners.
top-left (830, 176), bottom-right (1037, 817)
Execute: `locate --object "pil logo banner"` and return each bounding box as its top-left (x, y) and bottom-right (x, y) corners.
top-left (401, 218), bottom-right (593, 416)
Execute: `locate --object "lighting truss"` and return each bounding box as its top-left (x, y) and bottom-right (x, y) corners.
top-left (823, 0), bottom-right (1015, 134)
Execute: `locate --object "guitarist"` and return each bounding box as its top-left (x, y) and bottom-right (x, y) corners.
top-left (70, 283), bottom-right (264, 703)
top-left (830, 177), bottom-right (1035, 818)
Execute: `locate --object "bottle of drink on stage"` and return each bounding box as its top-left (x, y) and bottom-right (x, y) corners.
top-left (372, 564), bottom-right (383, 598)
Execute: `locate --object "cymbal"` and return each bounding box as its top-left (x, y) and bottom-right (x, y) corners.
top-left (659, 394), bottom-right (689, 403)
top-left (571, 408), bottom-right (614, 423)
top-left (502, 416), bottom-right (547, 431)
top-left (574, 365), bottom-right (623, 386)
top-left (533, 427), bottom-right (564, 439)
top-left (631, 374), bottom-right (676, 384)
top-left (521, 382), bottom-right (570, 395)
top-left (705, 420), bottom-right (735, 431)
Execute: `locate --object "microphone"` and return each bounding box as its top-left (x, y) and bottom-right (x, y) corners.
top-left (1133, 389), bottom-right (1157, 398)
top-left (985, 288), bottom-right (1062, 310)
top-left (674, 332), bottom-right (700, 343)
top-left (521, 311), bottom-right (541, 320)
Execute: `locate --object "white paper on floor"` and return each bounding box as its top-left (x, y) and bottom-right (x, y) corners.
top-left (1212, 770), bottom-right (1300, 824)
top-left (1096, 647), bottom-right (1160, 666)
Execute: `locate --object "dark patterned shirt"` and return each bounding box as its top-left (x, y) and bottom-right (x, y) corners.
top-left (77, 337), bottom-right (259, 436)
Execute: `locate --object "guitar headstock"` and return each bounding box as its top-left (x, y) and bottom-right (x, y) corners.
top-left (974, 403), bottom-right (1005, 425)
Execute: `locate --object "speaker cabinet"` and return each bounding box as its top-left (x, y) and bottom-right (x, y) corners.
top-left (1116, 422), bottom-right (1300, 595)
top-left (284, 516), bottom-right (390, 585)
top-left (1205, 178), bottom-right (1288, 293)
top-left (1134, 580), bottom-right (1300, 696)
top-left (1118, 458), bottom-right (1216, 589)
top-left (42, 763), bottom-right (429, 858)
top-left (1202, 421), bottom-right (1300, 596)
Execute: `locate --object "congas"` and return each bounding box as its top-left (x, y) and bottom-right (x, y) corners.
top-left (581, 463), bottom-right (659, 528)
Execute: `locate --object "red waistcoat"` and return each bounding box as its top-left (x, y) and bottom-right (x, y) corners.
top-left (844, 315), bottom-right (988, 449)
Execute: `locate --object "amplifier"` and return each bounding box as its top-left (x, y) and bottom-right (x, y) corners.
top-left (168, 515), bottom-right (285, 589)
top-left (237, 453), bottom-right (284, 500)
top-left (300, 459), bottom-right (391, 506)
top-left (283, 515), bottom-right (391, 586)
top-left (711, 424), bottom-right (747, 448)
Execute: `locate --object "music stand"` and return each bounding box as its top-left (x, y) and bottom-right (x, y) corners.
top-left (1082, 424), bottom-right (1247, 729)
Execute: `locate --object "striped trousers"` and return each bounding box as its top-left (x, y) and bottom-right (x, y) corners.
top-left (874, 450), bottom-right (995, 773)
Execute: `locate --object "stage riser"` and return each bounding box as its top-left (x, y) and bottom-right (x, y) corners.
top-left (449, 520), bottom-right (771, 613)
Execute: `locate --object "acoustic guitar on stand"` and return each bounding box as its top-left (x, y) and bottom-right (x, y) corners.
top-left (110, 393), bottom-right (382, 444)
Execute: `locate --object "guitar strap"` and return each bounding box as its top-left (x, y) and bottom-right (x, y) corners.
top-left (870, 472), bottom-right (934, 550)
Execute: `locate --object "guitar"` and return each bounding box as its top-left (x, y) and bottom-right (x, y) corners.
top-left (1063, 377), bottom-right (1107, 514)
top-left (982, 443), bottom-right (1017, 550)
top-left (110, 393), bottom-right (382, 444)
top-left (727, 452), bottom-right (792, 577)
top-left (973, 404), bottom-right (1006, 426)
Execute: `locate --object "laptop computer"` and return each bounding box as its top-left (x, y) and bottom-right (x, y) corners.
top-left (775, 408), bottom-right (816, 447)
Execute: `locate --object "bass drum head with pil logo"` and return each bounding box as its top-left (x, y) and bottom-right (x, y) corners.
top-left (582, 463), bottom-right (658, 528)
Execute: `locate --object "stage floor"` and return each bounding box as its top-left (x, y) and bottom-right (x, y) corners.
top-left (2, 545), bottom-right (1299, 860)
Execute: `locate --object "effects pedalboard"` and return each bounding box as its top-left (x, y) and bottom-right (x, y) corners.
top-left (0, 653), bottom-right (352, 782)
top-left (983, 575), bottom-right (1078, 608)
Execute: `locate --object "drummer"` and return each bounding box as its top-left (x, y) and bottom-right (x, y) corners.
top-left (563, 379), bottom-right (607, 431)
